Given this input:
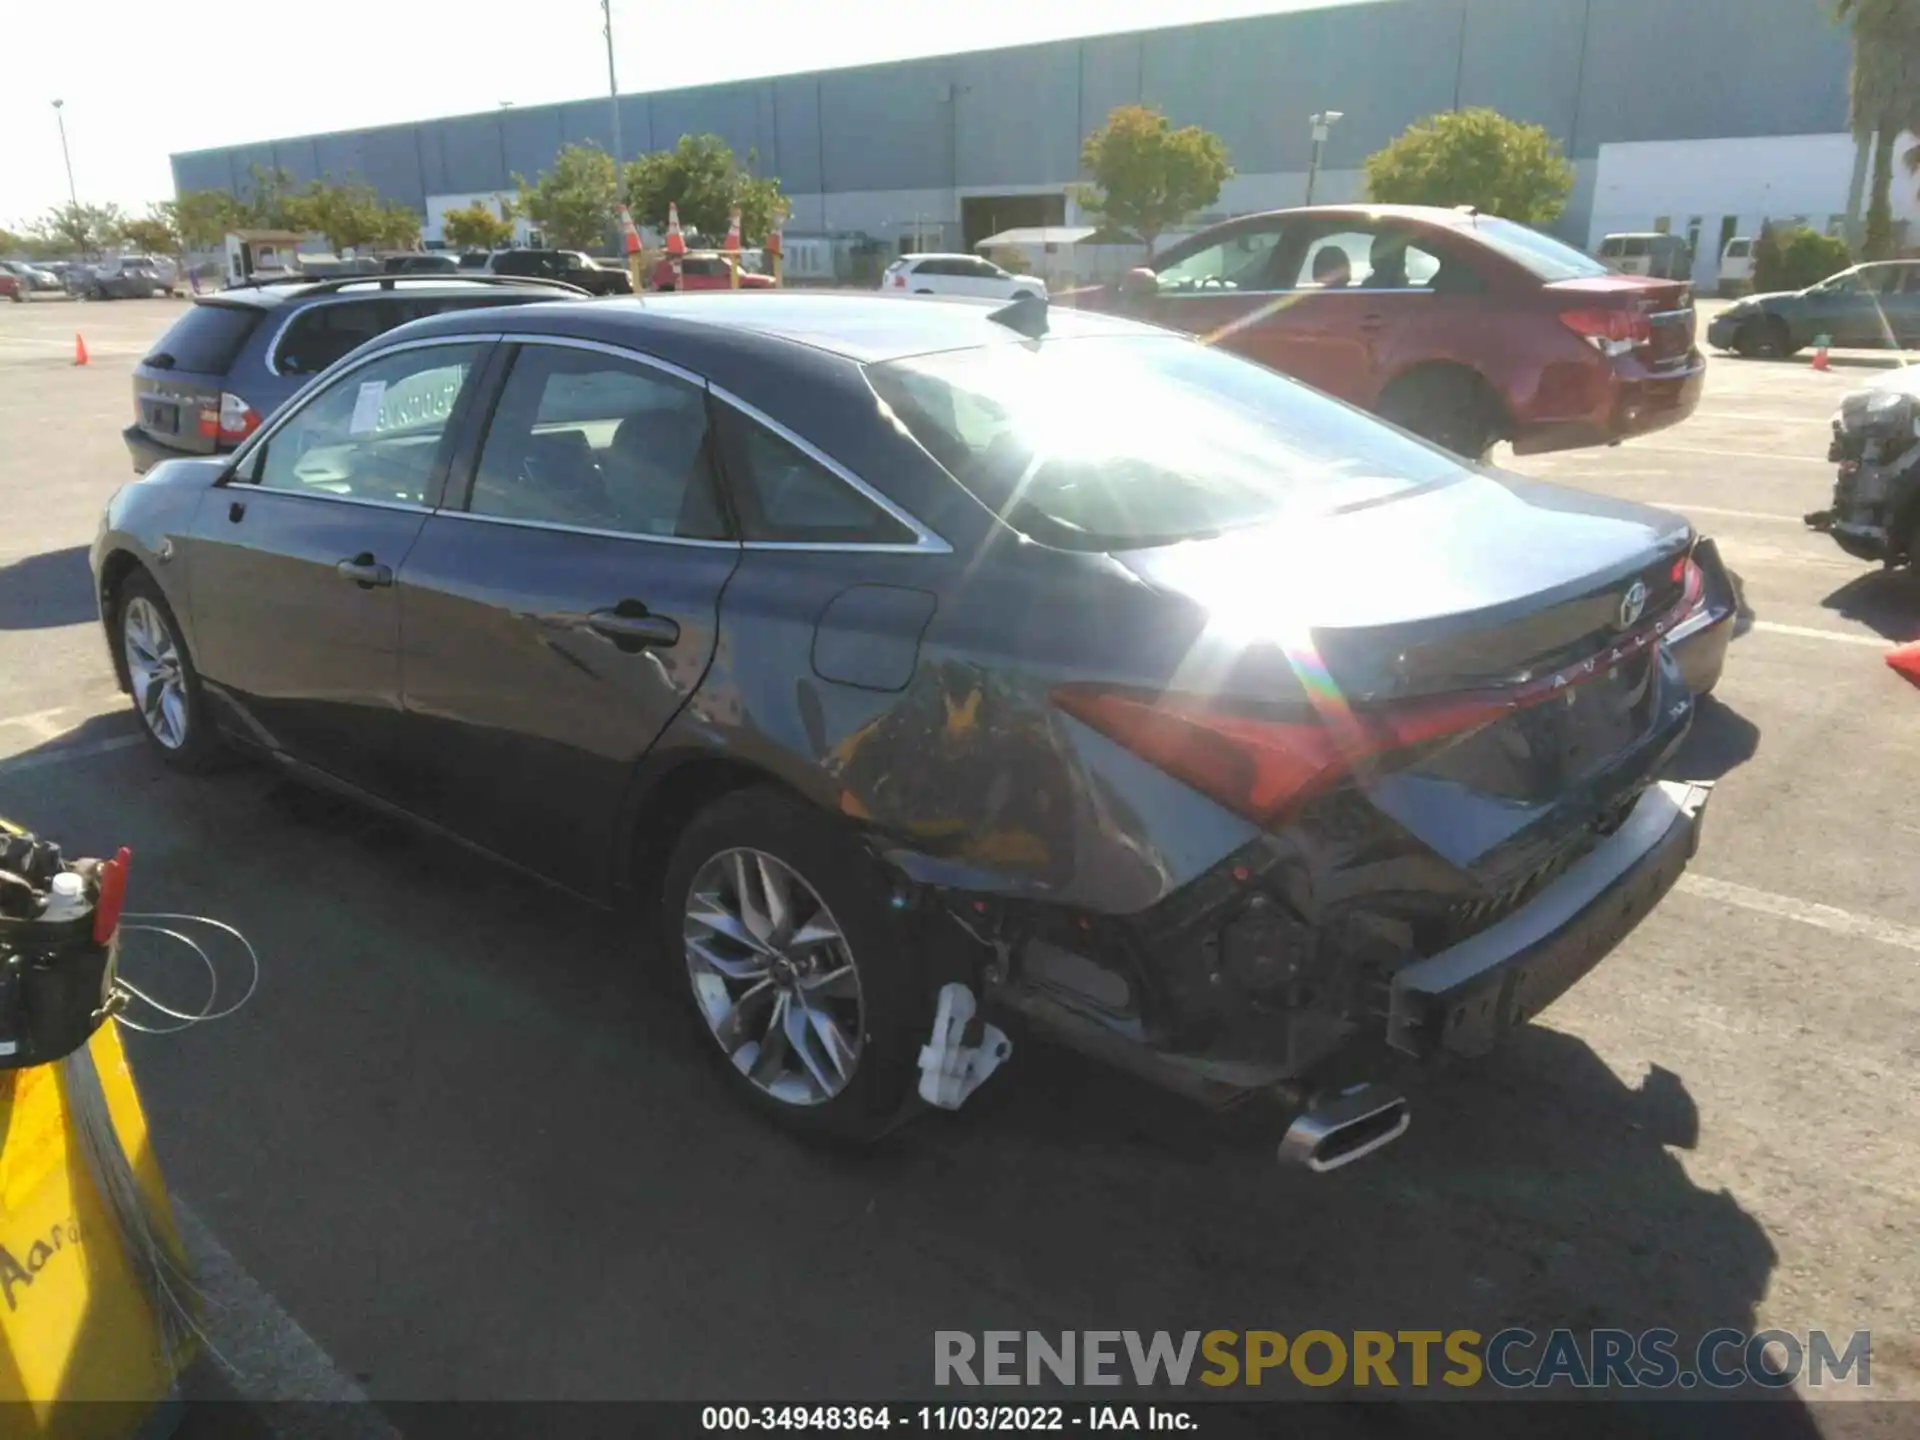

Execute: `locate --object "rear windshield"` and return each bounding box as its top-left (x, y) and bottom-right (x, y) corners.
top-left (1726, 240), bottom-right (1752, 258)
top-left (1470, 217), bottom-right (1612, 282)
top-left (866, 336), bottom-right (1461, 550)
top-left (144, 302), bottom-right (264, 375)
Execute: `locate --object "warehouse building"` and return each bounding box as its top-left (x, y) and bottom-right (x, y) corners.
top-left (171, 0), bottom-right (1882, 290)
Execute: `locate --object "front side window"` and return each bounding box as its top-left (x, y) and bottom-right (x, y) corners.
top-left (1289, 227), bottom-right (1452, 291)
top-left (251, 343), bottom-right (484, 506)
top-left (866, 335), bottom-right (1461, 550)
top-left (1154, 226), bottom-right (1285, 293)
top-left (468, 345), bottom-right (729, 540)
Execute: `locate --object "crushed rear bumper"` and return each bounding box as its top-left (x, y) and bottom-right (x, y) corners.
top-left (1387, 779), bottom-right (1711, 1059)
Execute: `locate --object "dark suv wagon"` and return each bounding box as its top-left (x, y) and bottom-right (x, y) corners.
top-left (123, 275), bottom-right (583, 473)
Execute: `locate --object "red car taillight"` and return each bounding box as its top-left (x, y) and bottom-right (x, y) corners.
top-left (1051, 686), bottom-right (1511, 827)
top-left (200, 392), bottom-right (260, 445)
top-left (1559, 306), bottom-right (1651, 358)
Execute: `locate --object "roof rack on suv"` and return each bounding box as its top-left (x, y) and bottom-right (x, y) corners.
top-left (218, 273), bottom-right (592, 297)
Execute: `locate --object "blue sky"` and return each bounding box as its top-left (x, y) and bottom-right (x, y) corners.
top-left (1, 0), bottom-right (1341, 229)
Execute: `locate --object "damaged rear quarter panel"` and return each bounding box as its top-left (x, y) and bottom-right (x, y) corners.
top-left (675, 540), bottom-right (1260, 917)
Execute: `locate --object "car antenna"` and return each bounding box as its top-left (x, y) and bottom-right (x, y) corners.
top-left (988, 291), bottom-right (1049, 339)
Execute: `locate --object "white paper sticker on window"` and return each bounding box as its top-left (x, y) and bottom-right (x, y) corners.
top-left (349, 381), bottom-right (387, 435)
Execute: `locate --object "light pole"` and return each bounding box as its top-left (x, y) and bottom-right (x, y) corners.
top-left (601, 0), bottom-right (622, 165)
top-left (1306, 110), bottom-right (1343, 206)
top-left (51, 99), bottom-right (78, 209)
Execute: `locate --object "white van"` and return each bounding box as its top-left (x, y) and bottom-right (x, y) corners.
top-left (1598, 233), bottom-right (1691, 279)
top-left (1718, 237), bottom-right (1756, 296)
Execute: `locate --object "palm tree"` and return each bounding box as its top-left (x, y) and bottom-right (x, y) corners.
top-left (1838, 0), bottom-right (1920, 259)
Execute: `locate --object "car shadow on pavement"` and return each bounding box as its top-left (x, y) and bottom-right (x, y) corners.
top-left (0, 731), bottom-right (1825, 1433)
top-left (1821, 570), bottom-right (1920, 644)
top-left (0, 545), bottom-right (97, 630)
top-left (1666, 696), bottom-right (1761, 781)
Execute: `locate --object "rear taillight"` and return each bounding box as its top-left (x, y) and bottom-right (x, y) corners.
top-left (201, 391), bottom-right (260, 446)
top-left (1052, 686), bottom-right (1509, 827)
top-left (1560, 306), bottom-right (1651, 358)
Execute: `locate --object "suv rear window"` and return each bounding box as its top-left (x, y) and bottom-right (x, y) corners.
top-left (145, 302), bottom-right (264, 374)
top-left (867, 336), bottom-right (1459, 550)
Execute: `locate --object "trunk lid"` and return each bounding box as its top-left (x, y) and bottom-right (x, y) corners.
top-left (1113, 471), bottom-right (1696, 883)
top-left (1548, 274), bottom-right (1696, 368)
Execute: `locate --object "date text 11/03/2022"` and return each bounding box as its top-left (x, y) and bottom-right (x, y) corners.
top-left (703, 1408), bottom-right (1193, 1431)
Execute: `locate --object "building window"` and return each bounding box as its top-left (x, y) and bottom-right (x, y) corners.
top-left (1684, 216), bottom-right (1703, 260)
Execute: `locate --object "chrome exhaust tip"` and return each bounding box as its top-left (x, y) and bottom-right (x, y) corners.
top-left (1278, 1083), bottom-right (1411, 1172)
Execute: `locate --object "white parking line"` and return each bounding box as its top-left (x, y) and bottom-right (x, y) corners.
top-left (1677, 874), bottom-right (1920, 955)
top-left (1704, 411), bottom-right (1836, 425)
top-left (1748, 620), bottom-right (1897, 648)
top-left (173, 1197), bottom-right (403, 1435)
top-left (1630, 443), bottom-right (1830, 464)
top-left (1673, 504), bottom-right (1805, 524)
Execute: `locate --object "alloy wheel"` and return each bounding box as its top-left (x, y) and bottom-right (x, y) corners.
top-left (122, 596), bottom-right (189, 750)
top-left (683, 847), bottom-right (865, 1106)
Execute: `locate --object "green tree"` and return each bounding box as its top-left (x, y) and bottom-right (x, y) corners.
top-left (288, 180), bottom-right (389, 251)
top-left (1363, 107), bottom-right (1573, 223)
top-left (34, 202), bottom-right (126, 256)
top-left (1755, 225), bottom-right (1853, 292)
top-left (442, 197), bottom-right (516, 250)
top-left (237, 165), bottom-right (302, 229)
top-left (0, 225), bottom-right (27, 255)
top-left (372, 201), bottom-right (422, 251)
top-left (118, 205), bottom-right (181, 257)
top-left (1074, 105), bottom-right (1232, 251)
top-left (1836, 0), bottom-right (1920, 260)
top-left (623, 133), bottom-right (786, 242)
top-left (516, 145), bottom-right (619, 250)
top-left (173, 189), bottom-right (245, 250)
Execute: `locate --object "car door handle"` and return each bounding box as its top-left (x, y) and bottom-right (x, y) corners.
top-left (586, 606), bottom-right (680, 649)
top-left (335, 554), bottom-right (393, 588)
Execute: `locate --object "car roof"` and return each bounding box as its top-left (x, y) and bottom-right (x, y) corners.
top-left (896, 253), bottom-right (983, 263)
top-left (397, 291), bottom-right (1161, 363)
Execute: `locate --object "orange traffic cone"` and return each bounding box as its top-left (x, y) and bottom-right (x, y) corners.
top-left (1887, 639), bottom-right (1920, 689)
top-left (73, 334), bottom-right (89, 366)
top-left (723, 208), bottom-right (741, 253)
top-left (665, 202), bottom-right (686, 258)
top-left (618, 203), bottom-right (641, 256)
top-left (1811, 334), bottom-right (1831, 371)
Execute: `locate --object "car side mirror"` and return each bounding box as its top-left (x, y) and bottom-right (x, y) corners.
top-left (1120, 267), bottom-right (1158, 301)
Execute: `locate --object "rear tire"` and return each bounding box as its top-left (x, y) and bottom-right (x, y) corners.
top-left (1377, 368), bottom-right (1503, 462)
top-left (115, 571), bottom-right (224, 773)
top-left (659, 787), bottom-right (928, 1143)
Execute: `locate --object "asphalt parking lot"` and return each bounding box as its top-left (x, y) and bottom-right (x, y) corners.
top-left (1, 295), bottom-right (1914, 1435)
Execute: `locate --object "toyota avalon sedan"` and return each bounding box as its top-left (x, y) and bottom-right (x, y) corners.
top-left (91, 293), bottom-right (1725, 1167)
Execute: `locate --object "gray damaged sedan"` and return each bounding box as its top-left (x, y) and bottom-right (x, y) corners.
top-left (90, 293), bottom-right (1732, 1168)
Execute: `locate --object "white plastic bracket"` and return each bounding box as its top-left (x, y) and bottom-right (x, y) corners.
top-left (917, 981), bottom-right (1012, 1110)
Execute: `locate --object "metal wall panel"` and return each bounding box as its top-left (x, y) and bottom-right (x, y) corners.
top-left (953, 44), bottom-right (1082, 188)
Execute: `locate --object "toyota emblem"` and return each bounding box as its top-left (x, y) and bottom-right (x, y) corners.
top-left (1618, 580), bottom-right (1649, 629)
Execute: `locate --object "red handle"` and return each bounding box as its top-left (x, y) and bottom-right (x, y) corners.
top-left (92, 846), bottom-right (132, 945)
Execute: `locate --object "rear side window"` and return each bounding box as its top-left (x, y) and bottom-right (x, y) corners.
top-left (145, 302), bottom-right (264, 375)
top-left (275, 300), bottom-right (407, 377)
top-left (713, 406), bottom-right (916, 546)
top-left (1470, 218), bottom-right (1611, 282)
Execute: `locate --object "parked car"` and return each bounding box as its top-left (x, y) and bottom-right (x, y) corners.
top-left (883, 253), bottom-right (1046, 302)
top-left (1807, 362), bottom-right (1920, 565)
top-left (1707, 260), bottom-right (1920, 358)
top-left (1065, 205), bottom-right (1703, 460)
top-left (383, 253), bottom-right (462, 275)
top-left (1, 260), bottom-right (62, 292)
top-left (488, 248), bottom-right (632, 295)
top-left (649, 253), bottom-right (778, 292)
top-left (91, 292), bottom-right (1727, 1162)
top-left (1718, 236), bottom-right (1756, 296)
top-left (1597, 232), bottom-right (1692, 280)
top-left (69, 261), bottom-right (166, 300)
top-left (0, 271), bottom-right (19, 304)
top-left (98, 253), bottom-right (181, 295)
top-left (122, 274), bottom-right (587, 474)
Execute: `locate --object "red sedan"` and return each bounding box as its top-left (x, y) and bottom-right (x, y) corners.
top-left (1067, 204), bottom-right (1703, 459)
top-left (650, 253), bottom-right (777, 292)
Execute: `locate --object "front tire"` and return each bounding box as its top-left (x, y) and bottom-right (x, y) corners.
top-left (660, 787), bottom-right (925, 1142)
top-left (116, 572), bottom-right (224, 772)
